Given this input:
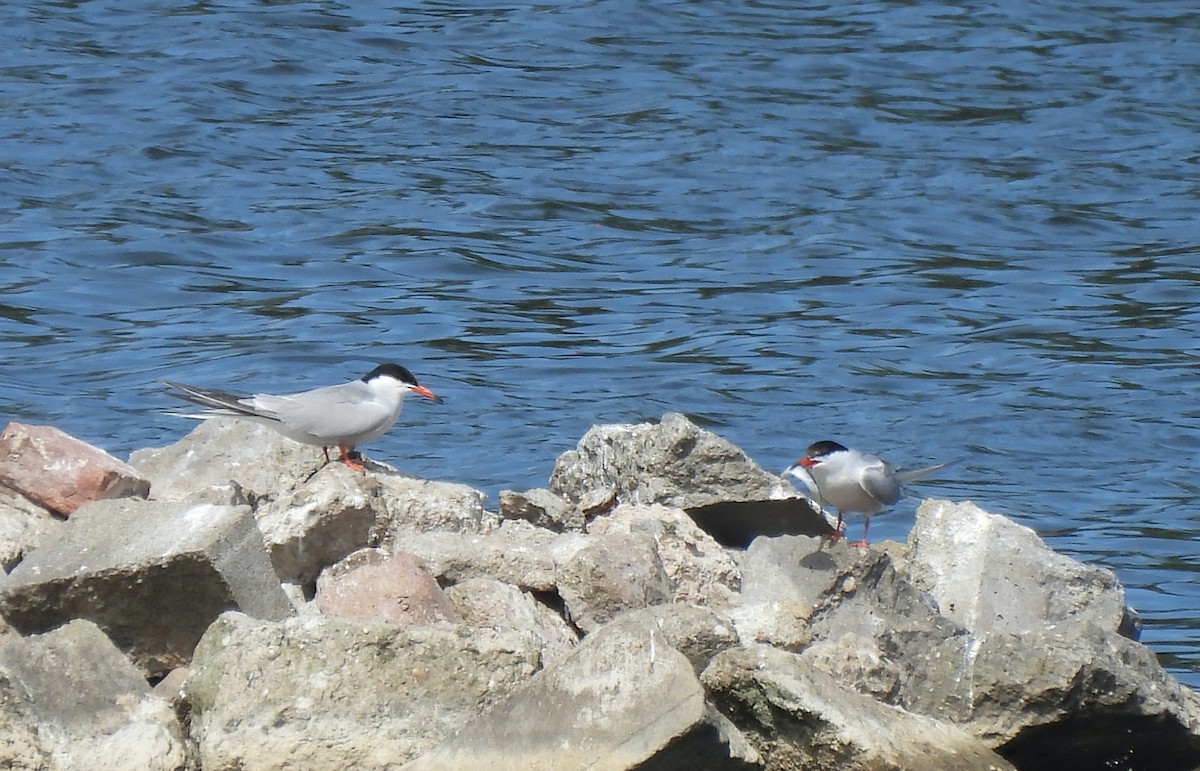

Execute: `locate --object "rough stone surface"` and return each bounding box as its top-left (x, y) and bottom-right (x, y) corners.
top-left (0, 619), bottom-right (188, 771)
top-left (725, 534), bottom-right (855, 651)
top-left (549, 412), bottom-right (799, 511)
top-left (588, 503), bottom-right (741, 609)
top-left (883, 594), bottom-right (1200, 756)
top-left (0, 498), bottom-right (292, 676)
top-left (797, 634), bottom-right (903, 702)
top-left (988, 629), bottom-right (1200, 769)
top-left (405, 611), bottom-right (755, 771)
top-left (783, 505), bottom-right (1200, 767)
top-left (557, 531), bottom-right (671, 633)
top-left (907, 498), bottom-right (1127, 636)
top-left (0, 666), bottom-right (50, 770)
top-left (399, 520), bottom-right (588, 592)
top-left (498, 487), bottom-right (583, 532)
top-left (0, 422), bottom-right (149, 517)
top-left (726, 597), bottom-right (815, 653)
top-left (611, 604), bottom-right (741, 675)
top-left (0, 611), bottom-right (13, 645)
top-left (187, 612), bottom-right (542, 770)
top-left (133, 421), bottom-right (376, 586)
top-left (445, 578), bottom-right (578, 666)
top-left (936, 624), bottom-right (1200, 750)
top-left (255, 464), bottom-right (378, 584)
top-left (152, 666), bottom-right (190, 708)
top-left (315, 549), bottom-right (459, 625)
top-left (370, 473), bottom-right (498, 540)
top-left (740, 534), bottom-right (847, 609)
top-left (130, 420), bottom-right (328, 505)
top-left (806, 548), bottom-right (962, 647)
top-left (0, 483), bottom-right (63, 572)
top-left (577, 484), bottom-right (618, 518)
top-left (703, 644), bottom-right (1017, 771)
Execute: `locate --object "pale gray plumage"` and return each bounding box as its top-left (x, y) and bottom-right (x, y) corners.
top-left (164, 362), bottom-right (439, 468)
top-left (783, 440), bottom-right (946, 546)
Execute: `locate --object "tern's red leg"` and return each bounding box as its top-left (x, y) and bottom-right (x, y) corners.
top-left (338, 445), bottom-right (365, 472)
top-left (827, 511), bottom-right (846, 543)
top-left (322, 447), bottom-right (331, 463)
top-left (849, 517), bottom-right (871, 548)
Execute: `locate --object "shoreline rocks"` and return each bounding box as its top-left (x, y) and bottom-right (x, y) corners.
top-left (0, 413), bottom-right (1197, 770)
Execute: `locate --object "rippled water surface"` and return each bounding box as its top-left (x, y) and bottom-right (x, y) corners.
top-left (1, 1), bottom-right (1198, 683)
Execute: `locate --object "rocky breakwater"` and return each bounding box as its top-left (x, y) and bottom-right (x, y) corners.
top-left (0, 413), bottom-right (1197, 770)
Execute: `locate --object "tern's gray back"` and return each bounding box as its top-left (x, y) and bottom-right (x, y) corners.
top-left (860, 455), bottom-right (902, 507)
top-left (252, 379), bottom-right (394, 444)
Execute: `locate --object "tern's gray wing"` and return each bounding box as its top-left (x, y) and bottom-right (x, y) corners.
top-left (256, 380), bottom-right (391, 442)
top-left (895, 462), bottom-right (950, 484)
top-left (163, 381), bottom-right (281, 422)
top-left (859, 456), bottom-right (902, 508)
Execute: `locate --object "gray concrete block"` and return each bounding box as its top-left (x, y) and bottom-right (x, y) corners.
top-left (0, 498), bottom-right (292, 676)
top-left (0, 619), bottom-right (188, 770)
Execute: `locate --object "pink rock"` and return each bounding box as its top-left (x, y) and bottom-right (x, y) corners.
top-left (0, 423), bottom-right (150, 517)
top-left (316, 550), bottom-right (459, 626)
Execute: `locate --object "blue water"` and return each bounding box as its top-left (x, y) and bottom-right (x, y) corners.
top-left (1, 1), bottom-right (1197, 685)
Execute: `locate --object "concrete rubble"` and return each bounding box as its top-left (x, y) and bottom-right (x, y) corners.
top-left (0, 412), bottom-right (1195, 770)
top-left (0, 496), bottom-right (292, 677)
top-left (0, 619), bottom-right (189, 771)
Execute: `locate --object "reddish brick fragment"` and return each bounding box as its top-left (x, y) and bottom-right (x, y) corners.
top-left (0, 423), bottom-right (149, 516)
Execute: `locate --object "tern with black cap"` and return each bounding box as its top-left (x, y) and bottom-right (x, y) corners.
top-left (783, 440), bottom-right (946, 547)
top-left (164, 363), bottom-right (440, 471)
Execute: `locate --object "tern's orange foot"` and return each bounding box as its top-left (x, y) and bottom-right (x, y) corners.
top-left (337, 446), bottom-right (366, 472)
top-left (849, 540), bottom-right (869, 548)
top-left (824, 520), bottom-right (848, 544)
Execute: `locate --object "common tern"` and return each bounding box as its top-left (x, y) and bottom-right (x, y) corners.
top-left (164, 363), bottom-right (440, 471)
top-left (782, 440), bottom-right (946, 547)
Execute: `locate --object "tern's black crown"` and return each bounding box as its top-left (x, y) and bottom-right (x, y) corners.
top-left (363, 363), bottom-right (419, 386)
top-left (804, 440), bottom-right (849, 460)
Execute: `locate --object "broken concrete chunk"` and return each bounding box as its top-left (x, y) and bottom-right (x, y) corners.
top-left (370, 474), bottom-right (498, 540)
top-left (0, 619), bottom-right (188, 771)
top-left (0, 483), bottom-right (63, 572)
top-left (399, 521), bottom-right (587, 593)
top-left (129, 420), bottom-right (321, 505)
top-left (254, 464), bottom-right (378, 584)
top-left (445, 578), bottom-right (578, 666)
top-left (405, 611), bottom-right (752, 771)
top-left (498, 488), bottom-right (583, 532)
top-left (187, 612), bottom-right (541, 769)
top-left (703, 644), bottom-right (1017, 770)
top-left (588, 503), bottom-right (741, 609)
top-left (556, 531), bottom-right (671, 633)
top-left (907, 499), bottom-right (1128, 637)
top-left (0, 498), bottom-right (292, 676)
top-left (549, 412), bottom-right (794, 510)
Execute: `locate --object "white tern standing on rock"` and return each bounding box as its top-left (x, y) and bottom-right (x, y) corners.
top-left (164, 362), bottom-right (440, 471)
top-left (782, 440), bottom-right (947, 547)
